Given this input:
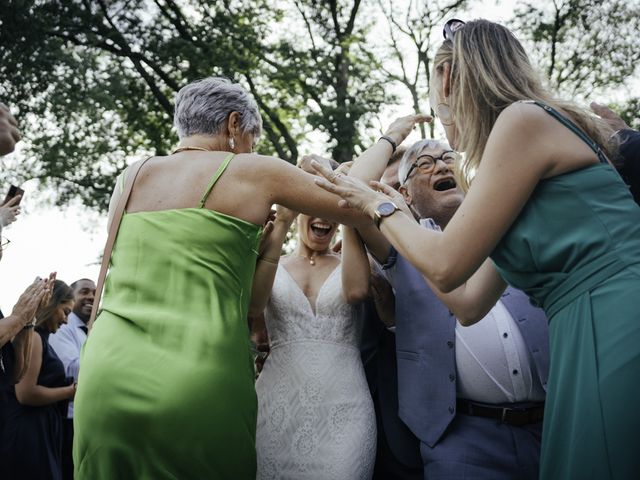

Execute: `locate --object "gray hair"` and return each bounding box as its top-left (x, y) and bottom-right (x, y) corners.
top-left (398, 138), bottom-right (452, 185)
top-left (173, 77), bottom-right (262, 140)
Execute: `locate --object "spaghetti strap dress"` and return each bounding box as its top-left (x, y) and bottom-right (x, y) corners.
top-left (0, 329), bottom-right (71, 479)
top-left (491, 102), bottom-right (640, 479)
top-left (73, 153), bottom-right (262, 479)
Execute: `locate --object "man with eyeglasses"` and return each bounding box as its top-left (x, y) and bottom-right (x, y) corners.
top-left (351, 136), bottom-right (550, 479)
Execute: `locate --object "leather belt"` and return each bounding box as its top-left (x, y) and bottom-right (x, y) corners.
top-left (456, 399), bottom-right (544, 427)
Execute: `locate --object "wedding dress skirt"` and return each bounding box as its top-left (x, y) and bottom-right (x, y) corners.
top-left (256, 265), bottom-right (376, 479)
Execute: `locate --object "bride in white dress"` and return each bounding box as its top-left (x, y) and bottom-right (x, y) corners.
top-left (252, 191), bottom-right (376, 479)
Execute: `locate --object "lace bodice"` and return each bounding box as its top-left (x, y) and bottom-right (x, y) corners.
top-left (256, 262), bottom-right (376, 479)
top-left (264, 264), bottom-right (362, 348)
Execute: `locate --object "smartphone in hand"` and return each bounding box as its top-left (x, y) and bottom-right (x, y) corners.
top-left (3, 184), bottom-right (25, 206)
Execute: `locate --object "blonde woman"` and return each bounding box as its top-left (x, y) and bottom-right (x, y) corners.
top-left (313, 19), bottom-right (640, 480)
top-left (251, 160), bottom-right (376, 479)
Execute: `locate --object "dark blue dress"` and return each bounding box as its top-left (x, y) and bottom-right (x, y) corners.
top-left (0, 328), bottom-right (71, 480)
top-left (0, 310), bottom-right (15, 434)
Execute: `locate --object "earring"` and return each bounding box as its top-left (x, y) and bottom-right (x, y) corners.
top-left (228, 136), bottom-right (236, 150)
top-left (436, 101), bottom-right (455, 126)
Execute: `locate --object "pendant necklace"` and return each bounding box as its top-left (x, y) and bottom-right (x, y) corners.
top-left (298, 251), bottom-right (336, 266)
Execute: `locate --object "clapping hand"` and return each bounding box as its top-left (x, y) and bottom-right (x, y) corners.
top-left (11, 273), bottom-right (56, 327)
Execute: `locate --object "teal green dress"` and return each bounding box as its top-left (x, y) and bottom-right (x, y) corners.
top-left (492, 108), bottom-right (640, 479)
top-left (73, 154), bottom-right (262, 479)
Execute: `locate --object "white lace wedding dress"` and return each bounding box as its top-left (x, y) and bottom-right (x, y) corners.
top-left (256, 264), bottom-right (376, 479)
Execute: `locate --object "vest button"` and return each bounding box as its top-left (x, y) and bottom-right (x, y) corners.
top-left (447, 341), bottom-right (454, 348)
top-left (448, 406), bottom-right (454, 414)
top-left (449, 374), bottom-right (455, 382)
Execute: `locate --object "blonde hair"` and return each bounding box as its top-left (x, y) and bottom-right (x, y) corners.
top-left (432, 20), bottom-right (617, 191)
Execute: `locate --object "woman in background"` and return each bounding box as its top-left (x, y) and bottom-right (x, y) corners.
top-left (0, 280), bottom-right (76, 480)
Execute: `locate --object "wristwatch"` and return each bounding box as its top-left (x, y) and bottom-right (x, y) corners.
top-left (373, 201), bottom-right (399, 229)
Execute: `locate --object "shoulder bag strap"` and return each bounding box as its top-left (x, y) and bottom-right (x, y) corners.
top-left (87, 157), bottom-right (153, 332)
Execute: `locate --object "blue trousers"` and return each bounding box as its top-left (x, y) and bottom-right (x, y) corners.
top-left (419, 414), bottom-right (542, 480)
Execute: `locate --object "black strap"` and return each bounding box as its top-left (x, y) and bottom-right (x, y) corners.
top-left (521, 100), bottom-right (609, 165)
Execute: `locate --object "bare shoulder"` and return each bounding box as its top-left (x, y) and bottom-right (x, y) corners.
top-left (493, 101), bottom-right (551, 137)
top-left (233, 153), bottom-right (306, 195)
top-left (233, 153), bottom-right (294, 174)
top-left (29, 330), bottom-right (42, 354)
top-left (478, 102), bottom-right (556, 177)
top-left (486, 102), bottom-right (555, 159)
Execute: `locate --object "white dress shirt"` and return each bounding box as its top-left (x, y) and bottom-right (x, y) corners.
top-left (455, 300), bottom-right (546, 404)
top-left (49, 312), bottom-right (88, 418)
top-left (383, 218), bottom-right (546, 405)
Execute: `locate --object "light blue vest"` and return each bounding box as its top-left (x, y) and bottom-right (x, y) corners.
top-left (390, 250), bottom-right (550, 447)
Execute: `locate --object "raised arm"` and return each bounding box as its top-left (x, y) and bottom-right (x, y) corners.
top-left (312, 103), bottom-right (559, 294)
top-left (341, 226), bottom-right (371, 304)
top-left (256, 155), bottom-right (370, 227)
top-left (348, 114), bottom-right (431, 261)
top-left (248, 206), bottom-right (297, 316)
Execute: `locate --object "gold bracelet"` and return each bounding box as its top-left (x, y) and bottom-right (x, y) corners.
top-left (258, 256), bottom-right (280, 265)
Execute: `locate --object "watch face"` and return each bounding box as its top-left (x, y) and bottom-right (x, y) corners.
top-left (377, 202), bottom-right (397, 216)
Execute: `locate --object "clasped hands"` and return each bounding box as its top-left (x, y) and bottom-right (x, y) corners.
top-left (12, 273), bottom-right (57, 328)
top-left (312, 113), bottom-right (431, 220)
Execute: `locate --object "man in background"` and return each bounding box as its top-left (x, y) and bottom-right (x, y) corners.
top-left (50, 278), bottom-right (96, 480)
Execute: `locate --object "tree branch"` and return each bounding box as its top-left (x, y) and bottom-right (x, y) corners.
top-left (244, 76), bottom-right (298, 162)
top-left (293, 0), bottom-right (318, 51)
top-left (345, 0), bottom-right (362, 36)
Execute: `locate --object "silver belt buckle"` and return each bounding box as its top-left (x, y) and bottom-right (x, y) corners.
top-left (501, 407), bottom-right (509, 423)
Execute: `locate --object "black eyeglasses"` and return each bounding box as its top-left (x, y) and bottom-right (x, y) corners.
top-left (443, 18), bottom-right (466, 42)
top-left (403, 151), bottom-right (458, 184)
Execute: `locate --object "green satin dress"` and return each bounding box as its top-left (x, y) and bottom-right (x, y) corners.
top-left (73, 153), bottom-right (261, 479)
top-left (492, 106), bottom-right (640, 479)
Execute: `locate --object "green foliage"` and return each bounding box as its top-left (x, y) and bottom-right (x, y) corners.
top-left (272, 0), bottom-right (390, 161)
top-left (512, 0), bottom-right (640, 98)
top-left (1, 0), bottom-right (389, 211)
top-left (1, 0), bottom-right (639, 212)
top-left (375, 0), bottom-right (472, 139)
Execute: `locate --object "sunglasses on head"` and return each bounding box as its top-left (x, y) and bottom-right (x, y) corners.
top-left (443, 18), bottom-right (466, 42)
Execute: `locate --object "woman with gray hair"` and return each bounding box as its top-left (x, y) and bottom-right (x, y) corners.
top-left (72, 77), bottom-right (427, 479)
